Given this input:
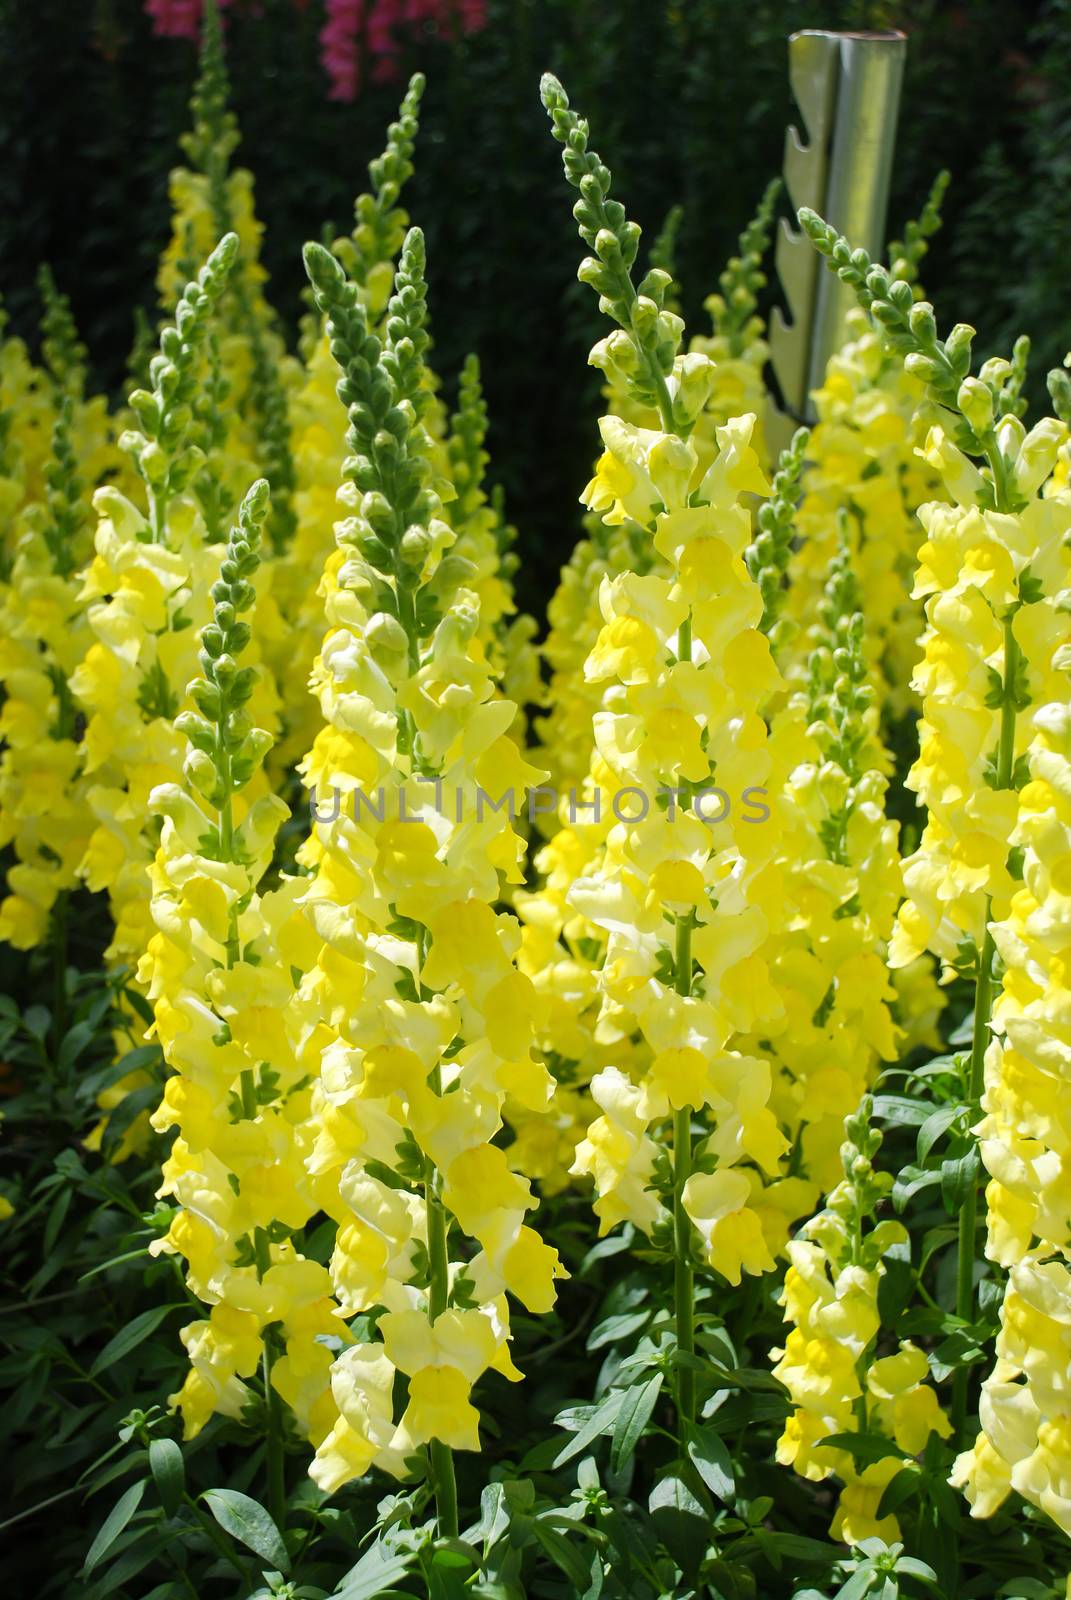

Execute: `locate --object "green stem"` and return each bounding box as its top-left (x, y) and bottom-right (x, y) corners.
top-left (239, 1067), bottom-right (257, 1121)
top-left (424, 1173), bottom-right (458, 1536)
top-left (672, 913), bottom-right (695, 1439)
top-left (253, 1228), bottom-right (286, 1531)
top-left (951, 916), bottom-right (994, 1441)
top-left (262, 1332), bottom-right (286, 1531)
top-left (423, 998), bottom-right (459, 1537)
top-left (951, 616), bottom-right (1018, 1440)
top-left (51, 890), bottom-right (68, 1059)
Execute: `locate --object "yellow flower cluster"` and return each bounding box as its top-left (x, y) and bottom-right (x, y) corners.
top-left (73, 238), bottom-right (280, 970)
top-left (0, 276), bottom-right (121, 949)
top-left (562, 404), bottom-right (786, 1282)
top-left (140, 479), bottom-right (332, 1441)
top-left (774, 1099), bottom-right (951, 1544)
top-left (293, 231), bottom-right (565, 1498)
top-left (535, 186), bottom-right (778, 807)
top-left (783, 311), bottom-right (940, 714)
top-left (952, 479), bottom-right (1071, 1531)
top-left (889, 414), bottom-right (1068, 974)
top-left (754, 537), bottom-right (902, 1207)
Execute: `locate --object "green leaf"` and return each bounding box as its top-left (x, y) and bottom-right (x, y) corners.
top-left (896, 1555), bottom-right (939, 1584)
top-left (872, 1093), bottom-right (931, 1127)
top-left (648, 1473), bottom-right (710, 1575)
top-left (530, 1517), bottom-right (593, 1589)
top-left (23, 1005), bottom-right (51, 1042)
top-left (83, 1479), bottom-right (146, 1574)
top-left (941, 1147), bottom-right (980, 1213)
top-left (609, 1373), bottom-right (663, 1474)
top-left (90, 1305), bottom-right (177, 1376)
top-left (553, 1390), bottom-right (625, 1467)
top-left (685, 1421), bottom-right (734, 1499)
top-left (835, 1569), bottom-right (879, 1600)
top-left (818, 1432), bottom-right (908, 1467)
top-left (57, 1019), bottom-right (99, 1073)
top-left (335, 1541), bottom-right (417, 1599)
top-left (149, 1438), bottom-right (185, 1518)
top-left (42, 1184), bottom-right (73, 1257)
top-left (586, 1309), bottom-right (650, 1351)
top-left (917, 1104), bottom-right (963, 1162)
top-left (876, 1465), bottom-right (921, 1519)
top-left (203, 1487), bottom-right (289, 1572)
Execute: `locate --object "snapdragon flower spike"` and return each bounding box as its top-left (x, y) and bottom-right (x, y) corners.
top-left (37, 265), bottom-right (88, 399)
top-left (174, 0), bottom-right (297, 552)
top-left (529, 190), bottom-right (783, 825)
top-left (537, 76), bottom-right (792, 1468)
top-left (541, 72), bottom-right (683, 430)
top-left (444, 353), bottom-right (527, 665)
top-left (647, 203), bottom-right (684, 312)
top-left (178, 477), bottom-right (274, 819)
top-left (774, 1098), bottom-right (950, 1546)
top-left (950, 487), bottom-right (1071, 1531)
top-left (297, 224), bottom-right (563, 1519)
top-left (0, 367), bottom-right (93, 950)
top-left (0, 267), bottom-right (122, 954)
top-left (709, 176), bottom-right (781, 357)
top-left (886, 167), bottom-right (950, 291)
top-left (272, 82), bottom-right (436, 772)
top-left (336, 71), bottom-right (426, 313)
top-left (747, 423), bottom-right (808, 649)
top-left (141, 478), bottom-right (341, 1470)
top-left (741, 526), bottom-right (900, 1218)
top-left (802, 205), bottom-right (1071, 1444)
top-left (71, 230), bottom-right (282, 987)
top-left (799, 208), bottom-right (1033, 511)
top-left (121, 231), bottom-right (238, 543)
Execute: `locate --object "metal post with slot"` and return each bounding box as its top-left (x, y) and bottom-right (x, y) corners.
top-left (768, 30), bottom-right (907, 452)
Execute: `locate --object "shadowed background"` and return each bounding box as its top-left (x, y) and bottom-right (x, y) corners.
top-left (1, 0), bottom-right (1066, 609)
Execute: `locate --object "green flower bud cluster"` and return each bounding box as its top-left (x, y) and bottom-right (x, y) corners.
top-left (746, 423), bottom-right (808, 649)
top-left (447, 355), bottom-right (518, 599)
top-left (540, 72), bottom-right (681, 433)
top-left (708, 176), bottom-right (780, 356)
top-left (1047, 361), bottom-right (1071, 425)
top-left (808, 531), bottom-right (873, 783)
top-left (120, 233), bottom-right (239, 542)
top-left (37, 266), bottom-right (87, 398)
top-left (647, 203), bottom-right (683, 315)
top-left (448, 353), bottom-right (490, 524)
top-left (799, 208), bottom-right (1029, 512)
top-left (186, 1), bottom-right (297, 554)
top-left (337, 72), bottom-right (425, 294)
top-left (248, 318), bottom-right (297, 553)
top-left (182, 0), bottom-right (239, 228)
top-left (813, 1097), bottom-right (904, 1272)
top-left (190, 330), bottom-right (231, 541)
top-left (126, 305), bottom-right (156, 398)
top-left (304, 230), bottom-right (441, 619)
top-left (40, 398), bottom-right (89, 581)
top-left (887, 167), bottom-right (950, 290)
top-left (177, 477), bottom-right (273, 834)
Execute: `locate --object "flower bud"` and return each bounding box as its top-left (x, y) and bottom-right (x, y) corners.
top-left (957, 377), bottom-right (994, 436)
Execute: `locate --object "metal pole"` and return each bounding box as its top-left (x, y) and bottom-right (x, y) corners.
top-left (807, 33), bottom-right (907, 397)
top-left (769, 29), bottom-right (906, 442)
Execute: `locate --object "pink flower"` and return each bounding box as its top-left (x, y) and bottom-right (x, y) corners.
top-left (320, 0), bottom-right (365, 102)
top-left (144, 0), bottom-right (233, 42)
top-left (145, 0), bottom-right (203, 39)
